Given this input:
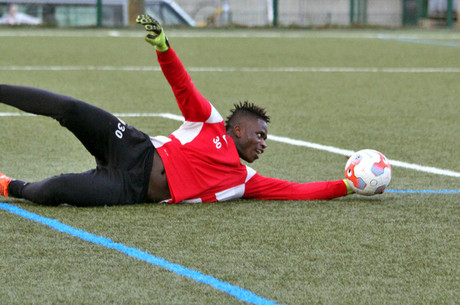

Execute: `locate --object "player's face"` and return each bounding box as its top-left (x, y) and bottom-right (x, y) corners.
top-left (234, 118), bottom-right (268, 163)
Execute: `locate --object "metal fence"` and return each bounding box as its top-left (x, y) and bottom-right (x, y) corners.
top-left (177, 0), bottom-right (458, 28)
top-left (0, 0), bottom-right (458, 28)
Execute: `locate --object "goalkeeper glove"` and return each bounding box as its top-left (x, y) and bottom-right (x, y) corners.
top-left (343, 179), bottom-right (355, 195)
top-left (136, 14), bottom-right (169, 52)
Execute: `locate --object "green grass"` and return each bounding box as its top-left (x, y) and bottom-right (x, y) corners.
top-left (1, 28), bottom-right (459, 305)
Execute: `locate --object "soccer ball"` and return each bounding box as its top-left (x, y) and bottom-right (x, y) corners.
top-left (344, 149), bottom-right (392, 196)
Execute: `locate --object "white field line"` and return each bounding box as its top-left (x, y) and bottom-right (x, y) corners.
top-left (1, 111), bottom-right (459, 178)
top-left (1, 30), bottom-right (460, 40)
top-left (0, 112), bottom-right (35, 117)
top-left (1, 66), bottom-right (460, 73)
top-left (267, 135), bottom-right (460, 178)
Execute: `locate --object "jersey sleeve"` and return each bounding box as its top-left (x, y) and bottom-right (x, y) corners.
top-left (156, 48), bottom-right (212, 122)
top-left (243, 173), bottom-right (348, 200)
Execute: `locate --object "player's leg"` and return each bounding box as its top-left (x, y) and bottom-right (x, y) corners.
top-left (6, 169), bottom-right (126, 206)
top-left (0, 84), bottom-right (124, 165)
top-left (1, 85), bottom-right (155, 205)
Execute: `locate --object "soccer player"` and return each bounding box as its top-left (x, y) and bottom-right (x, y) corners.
top-left (0, 15), bottom-right (353, 206)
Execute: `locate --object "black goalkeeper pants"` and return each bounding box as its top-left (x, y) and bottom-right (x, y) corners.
top-left (0, 85), bottom-right (154, 206)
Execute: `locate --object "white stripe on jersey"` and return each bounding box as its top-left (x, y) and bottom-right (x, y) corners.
top-left (171, 121), bottom-right (204, 145)
top-left (245, 166), bottom-right (257, 182)
top-left (181, 198), bottom-right (203, 204)
top-left (206, 104), bottom-right (224, 124)
top-left (166, 105), bottom-right (222, 146)
top-left (149, 135), bottom-right (171, 148)
top-left (215, 184), bottom-right (245, 201)
top-left (181, 165), bottom-right (257, 203)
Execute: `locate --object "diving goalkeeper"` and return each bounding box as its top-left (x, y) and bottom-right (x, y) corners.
top-left (0, 15), bottom-right (352, 206)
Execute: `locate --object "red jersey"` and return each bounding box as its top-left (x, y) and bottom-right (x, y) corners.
top-left (150, 48), bottom-right (347, 203)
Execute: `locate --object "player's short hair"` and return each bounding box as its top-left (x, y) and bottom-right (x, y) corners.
top-left (225, 101), bottom-right (270, 131)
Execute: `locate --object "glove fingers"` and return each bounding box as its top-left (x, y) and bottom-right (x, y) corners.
top-left (145, 24), bottom-right (161, 34)
top-left (136, 14), bottom-right (149, 24)
top-left (137, 13), bottom-right (168, 51)
top-left (136, 14), bottom-right (158, 25)
top-left (136, 14), bottom-right (162, 34)
top-left (136, 14), bottom-right (154, 24)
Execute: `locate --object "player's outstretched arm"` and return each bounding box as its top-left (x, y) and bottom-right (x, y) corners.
top-left (136, 14), bottom-right (169, 52)
top-left (243, 174), bottom-right (350, 200)
top-left (136, 14), bottom-right (212, 122)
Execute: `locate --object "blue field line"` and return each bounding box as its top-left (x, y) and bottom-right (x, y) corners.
top-left (386, 189), bottom-right (460, 194)
top-left (377, 35), bottom-right (460, 47)
top-left (0, 203), bottom-right (280, 305)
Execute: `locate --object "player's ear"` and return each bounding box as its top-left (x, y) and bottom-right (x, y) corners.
top-left (232, 125), bottom-right (243, 138)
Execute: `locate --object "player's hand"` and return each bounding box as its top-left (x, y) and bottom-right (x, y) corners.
top-left (343, 179), bottom-right (355, 195)
top-left (136, 14), bottom-right (169, 52)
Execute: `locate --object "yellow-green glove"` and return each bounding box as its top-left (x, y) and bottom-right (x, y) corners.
top-left (136, 14), bottom-right (169, 52)
top-left (343, 179), bottom-right (355, 195)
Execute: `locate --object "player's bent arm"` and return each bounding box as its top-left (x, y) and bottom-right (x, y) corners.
top-left (156, 48), bottom-right (212, 122)
top-left (243, 174), bottom-right (348, 200)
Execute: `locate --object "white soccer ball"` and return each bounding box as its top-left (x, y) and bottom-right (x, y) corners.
top-left (344, 149), bottom-right (392, 196)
